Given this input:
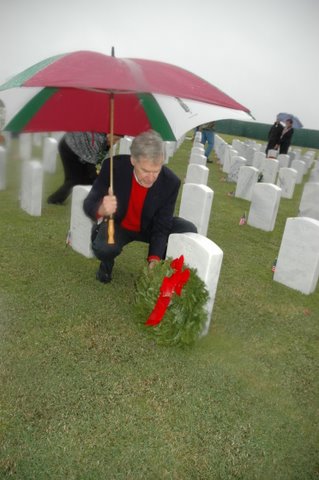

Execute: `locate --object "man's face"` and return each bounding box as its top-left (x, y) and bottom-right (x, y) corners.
top-left (131, 156), bottom-right (163, 188)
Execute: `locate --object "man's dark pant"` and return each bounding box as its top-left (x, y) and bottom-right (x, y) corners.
top-left (92, 218), bottom-right (197, 275)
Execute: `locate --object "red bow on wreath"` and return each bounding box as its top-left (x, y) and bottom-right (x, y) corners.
top-left (145, 255), bottom-right (190, 327)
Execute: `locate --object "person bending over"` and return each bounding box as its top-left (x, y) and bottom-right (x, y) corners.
top-left (83, 130), bottom-right (197, 283)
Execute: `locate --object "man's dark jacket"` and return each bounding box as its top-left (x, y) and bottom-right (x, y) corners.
top-left (83, 155), bottom-right (180, 259)
top-left (266, 122), bottom-right (284, 151)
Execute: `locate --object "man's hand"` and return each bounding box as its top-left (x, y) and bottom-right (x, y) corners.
top-left (148, 259), bottom-right (160, 270)
top-left (97, 187), bottom-right (117, 217)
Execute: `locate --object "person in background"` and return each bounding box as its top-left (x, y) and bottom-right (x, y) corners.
top-left (198, 121), bottom-right (215, 163)
top-left (83, 130), bottom-right (197, 284)
top-left (276, 119), bottom-right (294, 154)
top-left (47, 132), bottom-right (121, 204)
top-left (265, 116), bottom-right (284, 155)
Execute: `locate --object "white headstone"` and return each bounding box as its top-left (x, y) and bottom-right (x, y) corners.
top-left (191, 146), bottom-right (205, 156)
top-left (291, 159), bottom-right (306, 184)
top-left (179, 183), bottom-right (214, 236)
top-left (0, 146), bottom-right (7, 191)
top-left (235, 166), bottom-right (259, 201)
top-left (274, 217), bottom-right (319, 294)
top-left (261, 158), bottom-right (279, 184)
top-left (277, 154), bottom-right (290, 168)
top-left (223, 147), bottom-right (238, 174)
top-left (164, 141), bottom-right (177, 163)
top-left (252, 151), bottom-right (266, 171)
top-left (70, 185), bottom-right (94, 258)
top-left (227, 156), bottom-right (247, 183)
top-left (166, 232), bottom-right (223, 335)
top-left (248, 183), bottom-right (281, 231)
top-left (19, 133), bottom-right (32, 162)
top-left (299, 182), bottom-right (319, 220)
top-left (185, 163), bottom-right (209, 185)
top-left (245, 146), bottom-right (257, 166)
top-left (43, 137), bottom-right (58, 173)
top-left (189, 153), bottom-right (207, 166)
top-left (277, 167), bottom-right (297, 199)
top-left (267, 149), bottom-right (278, 159)
top-left (20, 160), bottom-right (43, 216)
top-left (119, 136), bottom-right (133, 155)
top-left (32, 133), bottom-right (43, 148)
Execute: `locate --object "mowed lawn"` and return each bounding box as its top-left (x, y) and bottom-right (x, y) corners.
top-left (0, 135), bottom-right (318, 479)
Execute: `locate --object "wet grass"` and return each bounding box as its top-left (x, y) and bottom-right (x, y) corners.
top-left (0, 136), bottom-right (318, 479)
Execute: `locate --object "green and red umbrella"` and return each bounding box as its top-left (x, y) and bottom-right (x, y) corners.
top-left (0, 50), bottom-right (252, 141)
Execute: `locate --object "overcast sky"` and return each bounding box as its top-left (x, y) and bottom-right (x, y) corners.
top-left (1, 0), bottom-right (318, 130)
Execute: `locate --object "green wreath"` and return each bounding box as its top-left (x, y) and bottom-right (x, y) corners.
top-left (134, 258), bottom-right (209, 347)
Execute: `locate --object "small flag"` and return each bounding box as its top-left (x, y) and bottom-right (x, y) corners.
top-left (272, 258), bottom-right (277, 272)
top-left (239, 212), bottom-right (247, 225)
top-left (65, 230), bottom-right (71, 247)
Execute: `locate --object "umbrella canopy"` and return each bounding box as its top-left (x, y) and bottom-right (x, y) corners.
top-left (0, 50), bottom-right (252, 140)
top-left (277, 112), bottom-right (303, 129)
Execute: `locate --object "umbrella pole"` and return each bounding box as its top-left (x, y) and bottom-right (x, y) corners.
top-left (107, 92), bottom-right (115, 244)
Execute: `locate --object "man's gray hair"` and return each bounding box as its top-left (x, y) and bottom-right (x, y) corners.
top-left (130, 130), bottom-right (164, 163)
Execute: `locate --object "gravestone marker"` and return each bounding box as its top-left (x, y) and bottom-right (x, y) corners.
top-left (274, 217), bottom-right (319, 294)
top-left (43, 137), bottom-right (58, 173)
top-left (277, 167), bottom-right (297, 199)
top-left (19, 133), bottom-right (32, 162)
top-left (166, 232), bottom-right (223, 335)
top-left (20, 160), bottom-right (43, 216)
top-left (70, 185), bottom-right (94, 258)
top-left (252, 151), bottom-right (266, 171)
top-left (189, 153), bottom-right (207, 166)
top-left (267, 149), bottom-right (278, 159)
top-left (291, 159), bottom-right (306, 184)
top-left (227, 156), bottom-right (247, 183)
top-left (119, 136), bottom-right (133, 155)
top-left (261, 158), bottom-right (279, 184)
top-left (248, 183), bottom-right (281, 231)
top-left (185, 163), bottom-right (209, 185)
top-left (179, 183), bottom-right (214, 236)
top-left (235, 166), bottom-right (259, 201)
top-left (0, 146), bottom-right (7, 191)
top-left (277, 154), bottom-right (290, 168)
top-left (298, 182), bottom-right (319, 220)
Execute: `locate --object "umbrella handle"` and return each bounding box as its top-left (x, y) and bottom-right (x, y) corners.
top-left (107, 217), bottom-right (115, 244)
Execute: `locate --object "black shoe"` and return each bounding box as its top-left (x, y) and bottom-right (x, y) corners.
top-left (96, 270), bottom-right (112, 284)
top-left (47, 196), bottom-right (65, 205)
top-left (207, 159), bottom-right (213, 164)
top-left (96, 261), bottom-right (113, 284)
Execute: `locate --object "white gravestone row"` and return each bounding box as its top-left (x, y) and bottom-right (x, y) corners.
top-left (189, 152), bottom-right (207, 166)
top-left (179, 183), bottom-right (214, 236)
top-left (276, 168), bottom-right (297, 199)
top-left (166, 232), bottom-right (223, 335)
top-left (227, 156), bottom-right (247, 183)
top-left (185, 163), bottom-right (209, 186)
top-left (69, 185), bottom-right (94, 258)
top-left (43, 137), bottom-right (58, 173)
top-left (298, 182), bottom-right (319, 221)
top-left (0, 146), bottom-right (7, 191)
top-left (235, 166), bottom-right (259, 201)
top-left (274, 217), bottom-right (319, 295)
top-left (247, 183), bottom-right (281, 231)
top-left (20, 160), bottom-right (43, 216)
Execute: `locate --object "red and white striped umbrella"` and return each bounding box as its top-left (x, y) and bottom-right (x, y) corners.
top-left (0, 50), bottom-right (252, 141)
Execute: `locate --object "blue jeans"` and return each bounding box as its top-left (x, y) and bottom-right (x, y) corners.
top-left (201, 130), bottom-right (214, 159)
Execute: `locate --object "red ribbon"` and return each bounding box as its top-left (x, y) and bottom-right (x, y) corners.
top-left (145, 255), bottom-right (190, 327)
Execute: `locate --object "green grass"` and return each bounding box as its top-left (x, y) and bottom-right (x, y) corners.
top-left (0, 136), bottom-right (318, 479)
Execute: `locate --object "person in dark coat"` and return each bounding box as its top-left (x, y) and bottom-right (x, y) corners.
top-left (265, 117), bottom-right (284, 155)
top-left (83, 130), bottom-right (197, 283)
top-left (276, 119), bottom-right (294, 154)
